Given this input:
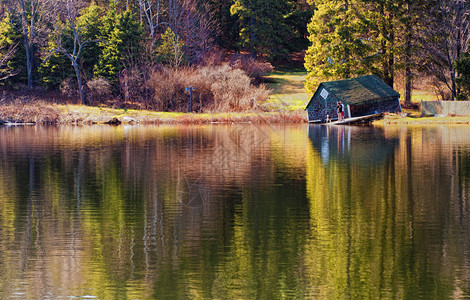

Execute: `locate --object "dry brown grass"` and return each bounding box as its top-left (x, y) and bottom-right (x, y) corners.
top-left (146, 64), bottom-right (270, 112)
top-left (0, 101), bottom-right (307, 125)
top-left (0, 101), bottom-right (61, 124)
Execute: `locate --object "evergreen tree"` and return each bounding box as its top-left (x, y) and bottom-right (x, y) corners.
top-left (455, 52), bottom-right (470, 99)
top-left (39, 32), bottom-right (74, 90)
top-left (205, 0), bottom-right (238, 50)
top-left (77, 2), bottom-right (103, 80)
top-left (156, 27), bottom-right (184, 67)
top-left (0, 13), bottom-right (27, 87)
top-left (284, 0), bottom-right (314, 53)
top-left (360, 0), bottom-right (404, 87)
top-left (304, 0), bottom-right (373, 94)
top-left (113, 10), bottom-right (143, 65)
top-left (94, 9), bottom-right (142, 85)
top-left (231, 0), bottom-right (292, 60)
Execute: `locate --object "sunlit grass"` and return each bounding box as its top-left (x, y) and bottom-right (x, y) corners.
top-left (1, 102), bottom-right (307, 124)
top-left (376, 113), bottom-right (470, 125)
top-left (265, 71), bottom-right (310, 111)
top-left (411, 89), bottom-right (436, 102)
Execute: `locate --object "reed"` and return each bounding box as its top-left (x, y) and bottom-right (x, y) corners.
top-left (0, 101), bottom-right (61, 124)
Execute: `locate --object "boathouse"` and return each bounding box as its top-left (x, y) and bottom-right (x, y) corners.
top-left (305, 75), bottom-right (401, 123)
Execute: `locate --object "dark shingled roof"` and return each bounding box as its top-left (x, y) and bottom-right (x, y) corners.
top-left (321, 75), bottom-right (400, 105)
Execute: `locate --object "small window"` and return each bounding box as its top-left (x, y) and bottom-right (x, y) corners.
top-left (320, 89), bottom-right (329, 100)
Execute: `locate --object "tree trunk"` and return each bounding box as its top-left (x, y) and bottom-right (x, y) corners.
top-left (343, 0), bottom-right (350, 78)
top-left (388, 29), bottom-right (394, 87)
top-left (72, 61), bottom-right (86, 105)
top-left (250, 15), bottom-right (256, 59)
top-left (404, 1), bottom-right (412, 107)
top-left (405, 67), bottom-right (412, 107)
top-left (24, 39), bottom-right (33, 90)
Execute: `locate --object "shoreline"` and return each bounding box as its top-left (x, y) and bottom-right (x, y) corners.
top-left (0, 103), bottom-right (307, 125)
top-left (375, 113), bottom-right (470, 125)
top-left (2, 103), bottom-right (470, 126)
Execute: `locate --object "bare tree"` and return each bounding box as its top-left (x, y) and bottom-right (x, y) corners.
top-left (168, 0), bottom-right (215, 64)
top-left (420, 0), bottom-right (470, 100)
top-left (5, 0), bottom-right (47, 89)
top-left (47, 0), bottom-right (89, 105)
top-left (138, 0), bottom-right (167, 40)
top-left (0, 43), bottom-right (19, 81)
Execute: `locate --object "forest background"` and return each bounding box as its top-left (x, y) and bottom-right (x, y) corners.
top-left (0, 0), bottom-right (469, 114)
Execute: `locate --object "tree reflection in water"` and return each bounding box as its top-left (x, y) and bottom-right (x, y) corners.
top-left (0, 125), bottom-right (470, 299)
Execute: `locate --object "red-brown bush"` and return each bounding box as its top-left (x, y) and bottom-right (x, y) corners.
top-left (146, 64), bottom-right (270, 112)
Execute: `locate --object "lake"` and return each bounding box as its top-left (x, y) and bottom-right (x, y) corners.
top-left (1, 124), bottom-right (470, 299)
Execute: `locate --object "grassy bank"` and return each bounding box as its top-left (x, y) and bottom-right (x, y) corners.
top-left (4, 100), bottom-right (470, 126)
top-left (0, 70), bottom-right (311, 125)
top-left (3, 71), bottom-right (466, 126)
top-left (376, 113), bottom-right (470, 125)
top-left (265, 71), bottom-right (310, 111)
top-left (0, 101), bottom-right (307, 125)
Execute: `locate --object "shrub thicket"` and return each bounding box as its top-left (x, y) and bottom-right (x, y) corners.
top-left (145, 64), bottom-right (270, 112)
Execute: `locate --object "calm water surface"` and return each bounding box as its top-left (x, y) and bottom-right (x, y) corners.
top-left (1, 124), bottom-right (470, 299)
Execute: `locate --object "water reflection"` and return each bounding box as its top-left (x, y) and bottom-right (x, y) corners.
top-left (1, 125), bottom-right (470, 298)
top-left (308, 125), bottom-right (399, 166)
top-left (306, 125), bottom-right (470, 299)
top-left (0, 125), bottom-right (309, 299)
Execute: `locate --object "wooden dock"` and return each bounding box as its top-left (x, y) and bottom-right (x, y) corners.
top-left (325, 113), bottom-right (383, 125)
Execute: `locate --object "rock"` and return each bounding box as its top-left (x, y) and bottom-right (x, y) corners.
top-left (122, 116), bottom-right (136, 124)
top-left (106, 117), bottom-right (121, 125)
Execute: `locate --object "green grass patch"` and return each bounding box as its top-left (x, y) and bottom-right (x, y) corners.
top-left (411, 90), bottom-right (436, 102)
top-left (376, 113), bottom-right (470, 125)
top-left (265, 71), bottom-right (310, 111)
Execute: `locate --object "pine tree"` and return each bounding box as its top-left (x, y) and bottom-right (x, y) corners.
top-left (7, 0), bottom-right (46, 90)
top-left (39, 32), bottom-right (74, 90)
top-left (304, 0), bottom-right (374, 94)
top-left (156, 27), bottom-right (184, 67)
top-left (94, 9), bottom-right (142, 85)
top-left (204, 0), bottom-right (239, 50)
top-left (113, 10), bottom-right (143, 65)
top-left (231, 0), bottom-right (292, 60)
top-left (0, 13), bottom-right (27, 87)
top-left (284, 0), bottom-right (314, 53)
top-left (360, 0), bottom-right (406, 88)
top-left (77, 2), bottom-right (103, 80)
top-left (455, 52), bottom-right (470, 99)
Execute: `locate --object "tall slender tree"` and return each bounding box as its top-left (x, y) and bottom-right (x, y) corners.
top-left (48, 0), bottom-right (92, 105)
top-left (0, 13), bottom-right (23, 84)
top-left (76, 2), bottom-right (102, 80)
top-left (5, 0), bottom-right (46, 89)
top-left (138, 0), bottom-right (167, 41)
top-left (0, 43), bottom-right (18, 81)
top-left (399, 0), bottom-right (421, 106)
top-left (205, 0), bottom-right (238, 50)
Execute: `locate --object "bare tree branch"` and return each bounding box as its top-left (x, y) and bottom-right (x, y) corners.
top-left (0, 43), bottom-right (19, 81)
top-left (419, 0), bottom-right (470, 99)
top-left (5, 0), bottom-right (48, 89)
top-left (47, 0), bottom-right (89, 105)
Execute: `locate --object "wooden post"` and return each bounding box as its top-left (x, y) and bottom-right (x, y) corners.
top-left (185, 85), bottom-right (196, 112)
